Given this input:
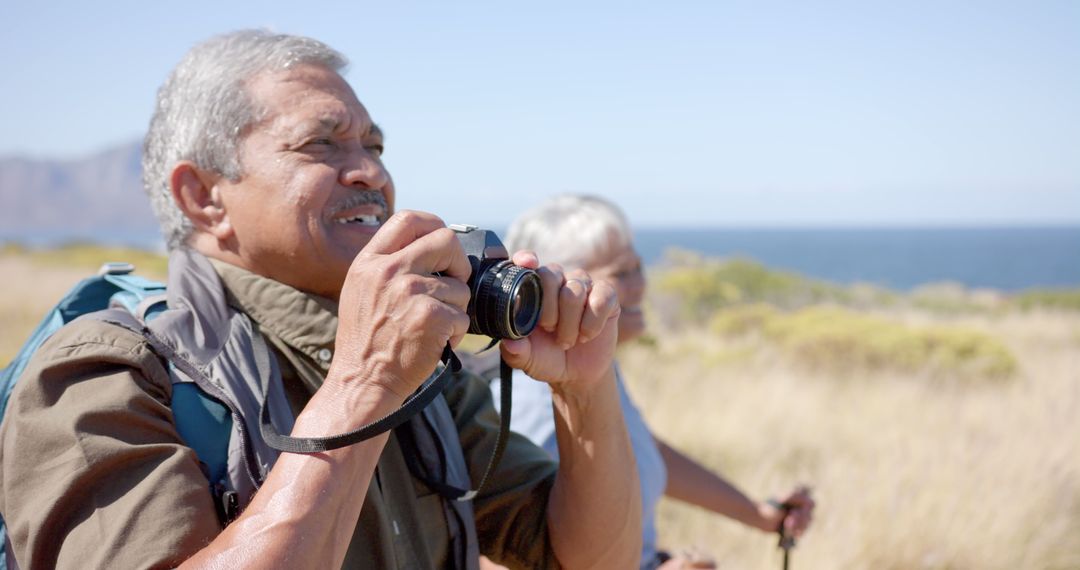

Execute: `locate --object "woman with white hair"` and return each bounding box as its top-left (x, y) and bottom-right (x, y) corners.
top-left (494, 194), bottom-right (815, 569)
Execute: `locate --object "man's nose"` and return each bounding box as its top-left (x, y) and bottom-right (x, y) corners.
top-left (339, 146), bottom-right (390, 189)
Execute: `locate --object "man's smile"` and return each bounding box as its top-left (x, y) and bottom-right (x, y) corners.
top-left (328, 190), bottom-right (389, 229)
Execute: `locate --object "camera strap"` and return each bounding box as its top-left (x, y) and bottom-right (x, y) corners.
top-left (260, 344), bottom-right (514, 503)
top-left (397, 356), bottom-right (512, 501)
top-left (260, 343), bottom-right (462, 453)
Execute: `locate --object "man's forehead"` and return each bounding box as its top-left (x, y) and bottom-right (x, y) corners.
top-left (283, 115), bottom-right (383, 139)
top-left (248, 65), bottom-right (379, 135)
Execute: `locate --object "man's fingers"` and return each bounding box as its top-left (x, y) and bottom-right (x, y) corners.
top-left (402, 226), bottom-right (472, 283)
top-left (511, 249), bottom-right (540, 270)
top-left (446, 303), bottom-right (472, 343)
top-left (362, 210), bottom-right (448, 256)
top-left (536, 264), bottom-right (564, 332)
top-left (499, 337), bottom-right (533, 371)
top-left (555, 271), bottom-right (590, 348)
top-left (399, 273), bottom-right (471, 312)
top-left (578, 280), bottom-right (620, 344)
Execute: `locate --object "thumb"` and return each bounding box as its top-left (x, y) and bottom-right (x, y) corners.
top-left (499, 337), bottom-right (532, 370)
top-left (363, 210), bottom-right (446, 255)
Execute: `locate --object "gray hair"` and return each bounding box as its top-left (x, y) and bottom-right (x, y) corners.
top-left (143, 30), bottom-right (349, 249)
top-left (505, 194), bottom-right (633, 269)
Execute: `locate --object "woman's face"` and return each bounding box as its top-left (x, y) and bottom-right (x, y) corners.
top-left (584, 239), bottom-right (647, 344)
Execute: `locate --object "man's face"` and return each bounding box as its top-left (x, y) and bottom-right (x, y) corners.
top-left (215, 64), bottom-right (395, 298)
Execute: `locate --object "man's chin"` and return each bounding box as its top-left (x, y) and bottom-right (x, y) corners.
top-left (329, 228), bottom-right (377, 256)
top-left (326, 219), bottom-right (381, 249)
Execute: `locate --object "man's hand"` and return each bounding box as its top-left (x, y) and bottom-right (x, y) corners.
top-left (327, 210), bottom-right (473, 400)
top-left (186, 210), bottom-right (473, 569)
top-left (499, 251), bottom-right (641, 569)
top-left (498, 252), bottom-right (621, 390)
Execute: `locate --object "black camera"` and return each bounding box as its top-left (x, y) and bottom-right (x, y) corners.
top-left (450, 224), bottom-right (543, 340)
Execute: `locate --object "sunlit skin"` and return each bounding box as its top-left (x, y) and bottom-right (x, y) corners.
top-left (171, 62), bottom-right (641, 569)
top-left (196, 64), bottom-right (395, 299)
top-left (580, 239), bottom-right (647, 344)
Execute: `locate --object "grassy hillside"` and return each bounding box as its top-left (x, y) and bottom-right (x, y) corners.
top-left (2, 245), bottom-right (1078, 568)
top-left (622, 251), bottom-right (1080, 569)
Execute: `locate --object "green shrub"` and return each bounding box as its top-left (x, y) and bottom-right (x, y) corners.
top-left (706, 303), bottom-right (1018, 380)
top-left (653, 264), bottom-right (742, 321)
top-left (910, 282), bottom-right (1005, 315)
top-left (760, 306), bottom-right (1017, 380)
top-left (846, 282), bottom-right (902, 309)
top-left (1013, 289), bottom-right (1080, 312)
top-left (650, 250), bottom-right (1039, 321)
top-left (653, 250), bottom-right (846, 321)
top-left (709, 303), bottom-right (779, 337)
top-left (0, 242), bottom-right (28, 256)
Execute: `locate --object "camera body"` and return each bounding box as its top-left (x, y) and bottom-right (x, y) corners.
top-left (450, 224), bottom-right (543, 340)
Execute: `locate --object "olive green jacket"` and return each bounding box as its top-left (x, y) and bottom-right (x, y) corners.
top-left (0, 258), bottom-right (559, 569)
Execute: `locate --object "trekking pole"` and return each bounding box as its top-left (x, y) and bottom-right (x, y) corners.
top-left (778, 526), bottom-right (794, 570)
top-left (775, 502), bottom-right (795, 570)
top-left (772, 484), bottom-right (813, 570)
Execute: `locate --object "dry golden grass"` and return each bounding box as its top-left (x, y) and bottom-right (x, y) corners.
top-left (620, 309), bottom-right (1080, 569)
top-left (0, 248), bottom-right (166, 364)
top-left (3, 247), bottom-right (1078, 568)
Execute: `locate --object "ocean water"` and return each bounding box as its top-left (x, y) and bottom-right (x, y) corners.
top-left (630, 226), bottom-right (1080, 292)
top-left (5, 226), bottom-right (1077, 292)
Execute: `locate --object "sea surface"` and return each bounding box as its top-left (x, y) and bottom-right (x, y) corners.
top-left (4, 226), bottom-right (1078, 292)
top-left (629, 226), bottom-right (1080, 292)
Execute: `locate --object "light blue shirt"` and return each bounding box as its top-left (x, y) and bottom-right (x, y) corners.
top-left (490, 364), bottom-right (667, 569)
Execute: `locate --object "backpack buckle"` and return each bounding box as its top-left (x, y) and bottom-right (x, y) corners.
top-left (97, 262), bottom-right (136, 276)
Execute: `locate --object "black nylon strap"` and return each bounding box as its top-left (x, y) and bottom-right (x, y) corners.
top-left (261, 344), bottom-right (462, 453)
top-left (466, 357), bottom-right (513, 500)
top-left (399, 354), bottom-right (513, 502)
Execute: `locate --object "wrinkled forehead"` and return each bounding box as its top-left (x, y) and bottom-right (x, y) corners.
top-left (245, 64), bottom-right (376, 136)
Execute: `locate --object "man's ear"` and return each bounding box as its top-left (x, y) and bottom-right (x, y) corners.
top-left (170, 161), bottom-right (233, 241)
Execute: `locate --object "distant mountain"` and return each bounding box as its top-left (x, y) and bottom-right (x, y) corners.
top-left (0, 141), bottom-right (162, 248)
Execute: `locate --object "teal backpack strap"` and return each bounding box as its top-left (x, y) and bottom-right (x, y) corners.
top-left (0, 262), bottom-right (235, 568)
top-left (0, 264), bottom-right (163, 413)
top-left (88, 309), bottom-right (236, 524)
top-left (111, 285), bottom-right (234, 513)
top-left (0, 263), bottom-right (167, 570)
top-left (171, 383), bottom-right (233, 492)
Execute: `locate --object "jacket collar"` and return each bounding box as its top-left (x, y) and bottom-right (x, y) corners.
top-left (207, 257), bottom-right (339, 369)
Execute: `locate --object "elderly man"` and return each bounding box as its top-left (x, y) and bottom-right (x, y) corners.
top-left (0, 31), bottom-right (640, 569)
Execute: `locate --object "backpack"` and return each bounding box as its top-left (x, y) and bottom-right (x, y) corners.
top-left (0, 262), bottom-right (233, 570)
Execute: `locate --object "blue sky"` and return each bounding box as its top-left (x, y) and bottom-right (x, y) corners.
top-left (2, 0), bottom-right (1077, 227)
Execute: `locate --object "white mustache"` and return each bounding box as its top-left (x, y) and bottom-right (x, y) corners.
top-left (328, 190), bottom-right (388, 219)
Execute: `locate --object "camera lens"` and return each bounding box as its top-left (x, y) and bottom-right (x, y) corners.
top-left (509, 270), bottom-right (542, 337)
top-left (471, 260), bottom-right (543, 340)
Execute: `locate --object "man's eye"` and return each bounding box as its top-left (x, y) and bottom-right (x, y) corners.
top-left (299, 138), bottom-right (336, 150)
top-left (366, 144), bottom-right (384, 157)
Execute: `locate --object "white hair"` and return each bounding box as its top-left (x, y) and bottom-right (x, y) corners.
top-left (505, 194), bottom-right (633, 269)
top-left (142, 30), bottom-right (348, 249)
